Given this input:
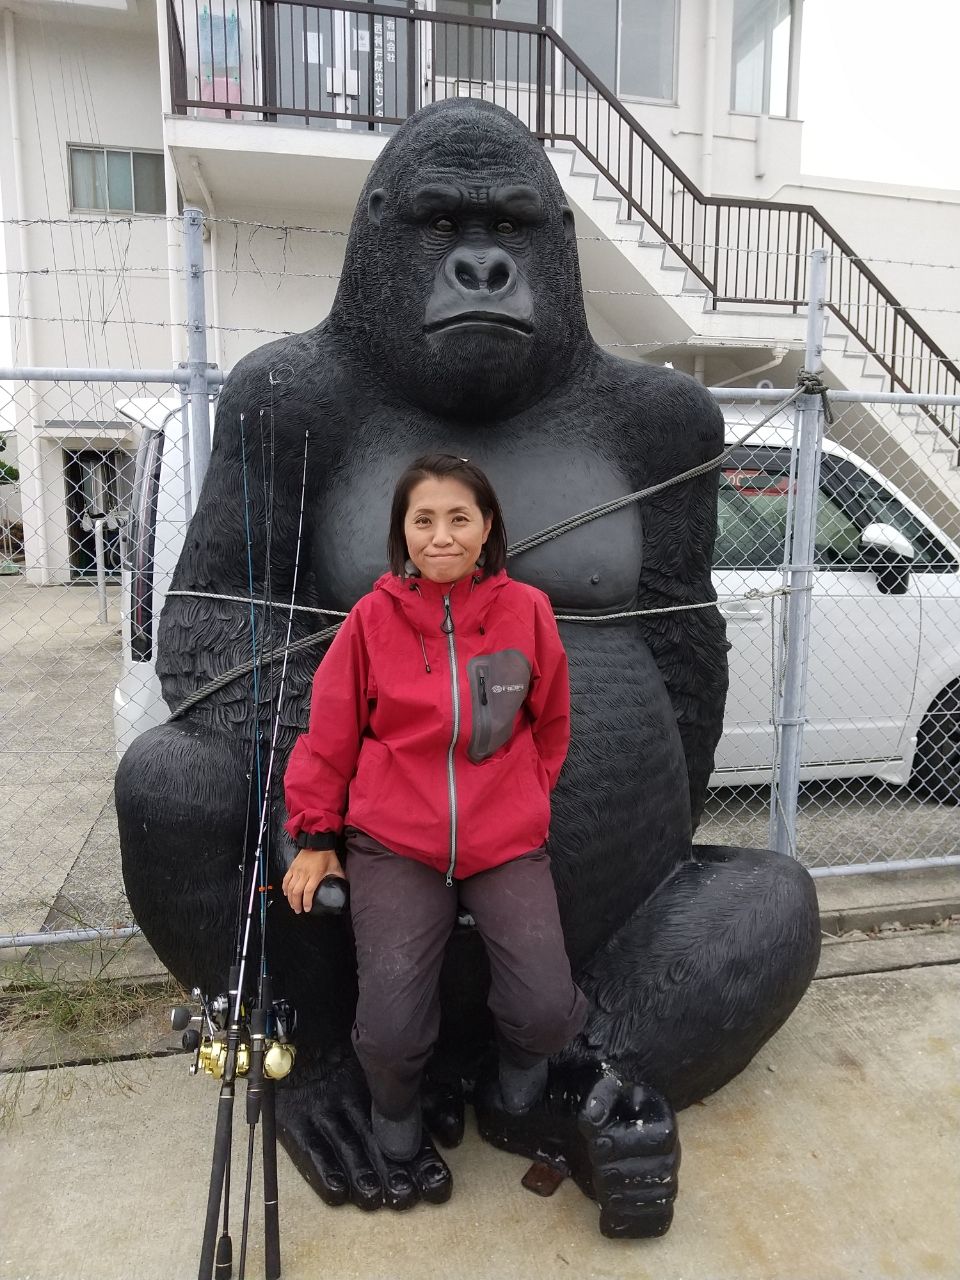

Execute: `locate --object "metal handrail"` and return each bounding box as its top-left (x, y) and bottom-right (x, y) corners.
top-left (166, 0), bottom-right (958, 450)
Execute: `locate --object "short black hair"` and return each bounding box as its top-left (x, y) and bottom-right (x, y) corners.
top-left (387, 453), bottom-right (508, 578)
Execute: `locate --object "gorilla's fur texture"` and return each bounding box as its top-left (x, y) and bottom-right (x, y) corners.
top-left (117, 99), bottom-right (820, 1237)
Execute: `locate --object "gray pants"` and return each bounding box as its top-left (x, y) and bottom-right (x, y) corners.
top-left (346, 829), bottom-right (588, 1118)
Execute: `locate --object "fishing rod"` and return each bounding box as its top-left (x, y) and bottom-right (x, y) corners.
top-left (172, 372), bottom-right (344, 1280)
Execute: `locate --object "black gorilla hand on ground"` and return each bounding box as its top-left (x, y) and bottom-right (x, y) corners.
top-left (117, 98), bottom-right (820, 1239)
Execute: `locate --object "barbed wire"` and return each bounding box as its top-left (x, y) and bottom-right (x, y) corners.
top-left (5, 264), bottom-right (960, 315)
top-left (1, 215), bottom-right (959, 274)
top-left (3, 312), bottom-right (960, 361)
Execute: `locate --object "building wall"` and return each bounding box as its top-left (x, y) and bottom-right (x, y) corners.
top-left (0, 7), bottom-right (170, 371)
top-left (774, 176), bottom-right (960, 365)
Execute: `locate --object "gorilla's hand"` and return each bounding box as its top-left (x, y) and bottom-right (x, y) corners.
top-left (275, 1052), bottom-right (458, 1211)
top-left (474, 1061), bottom-right (678, 1238)
top-left (578, 1075), bottom-right (679, 1239)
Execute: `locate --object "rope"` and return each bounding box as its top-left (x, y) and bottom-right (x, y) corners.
top-left (166, 589), bottom-right (348, 619)
top-left (167, 378), bottom-right (821, 718)
top-left (795, 367), bottom-right (834, 424)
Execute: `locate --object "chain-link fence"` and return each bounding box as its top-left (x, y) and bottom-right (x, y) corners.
top-left (702, 386), bottom-right (960, 871)
top-left (1, 223), bottom-right (959, 948)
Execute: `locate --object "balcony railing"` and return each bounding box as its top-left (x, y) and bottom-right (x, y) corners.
top-left (167, 0), bottom-right (959, 453)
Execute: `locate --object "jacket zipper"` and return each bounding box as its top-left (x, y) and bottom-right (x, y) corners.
top-left (441, 594), bottom-right (459, 887)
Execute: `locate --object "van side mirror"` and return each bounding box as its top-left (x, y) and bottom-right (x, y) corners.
top-left (860, 522), bottom-right (915, 595)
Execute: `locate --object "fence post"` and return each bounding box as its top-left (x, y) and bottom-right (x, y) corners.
top-left (535, 0), bottom-right (547, 139)
top-left (183, 206), bottom-right (212, 498)
top-left (406, 5), bottom-right (418, 117)
top-left (769, 247), bottom-right (829, 856)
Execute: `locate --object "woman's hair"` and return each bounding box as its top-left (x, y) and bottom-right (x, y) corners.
top-left (387, 453), bottom-right (508, 578)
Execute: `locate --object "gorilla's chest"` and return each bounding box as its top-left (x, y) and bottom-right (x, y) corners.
top-left (314, 429), bottom-right (642, 610)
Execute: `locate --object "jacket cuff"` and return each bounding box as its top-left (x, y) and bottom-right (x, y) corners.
top-left (295, 831), bottom-right (338, 851)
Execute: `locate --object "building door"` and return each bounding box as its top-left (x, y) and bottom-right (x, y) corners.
top-left (63, 449), bottom-right (130, 580)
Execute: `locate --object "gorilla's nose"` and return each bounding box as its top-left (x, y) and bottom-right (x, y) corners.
top-left (447, 247), bottom-right (516, 296)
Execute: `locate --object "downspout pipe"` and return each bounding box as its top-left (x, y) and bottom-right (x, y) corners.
top-left (701, 0), bottom-right (717, 196)
top-left (190, 156), bottom-right (222, 369)
top-left (155, 0), bottom-right (184, 366)
top-left (4, 9), bottom-right (49, 583)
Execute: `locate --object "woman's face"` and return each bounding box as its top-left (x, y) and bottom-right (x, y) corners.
top-left (404, 476), bottom-right (492, 584)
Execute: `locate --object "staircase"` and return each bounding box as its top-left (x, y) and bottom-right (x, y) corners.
top-left (547, 144), bottom-right (960, 537)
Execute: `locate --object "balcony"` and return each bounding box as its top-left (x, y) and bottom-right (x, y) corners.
top-left (165, 0), bottom-right (959, 453)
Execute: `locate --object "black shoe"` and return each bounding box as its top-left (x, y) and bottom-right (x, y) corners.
top-left (371, 1100), bottom-right (422, 1161)
top-left (499, 1057), bottom-right (549, 1116)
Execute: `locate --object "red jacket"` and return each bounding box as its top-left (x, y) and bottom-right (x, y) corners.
top-left (284, 569), bottom-right (570, 881)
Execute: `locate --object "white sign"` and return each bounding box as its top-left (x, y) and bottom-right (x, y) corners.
top-left (305, 31), bottom-right (323, 65)
top-left (357, 28), bottom-right (370, 54)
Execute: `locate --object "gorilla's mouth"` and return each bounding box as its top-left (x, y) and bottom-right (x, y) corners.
top-left (424, 311), bottom-right (533, 337)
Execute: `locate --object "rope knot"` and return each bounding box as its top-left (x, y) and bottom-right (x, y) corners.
top-left (796, 368), bottom-right (834, 423)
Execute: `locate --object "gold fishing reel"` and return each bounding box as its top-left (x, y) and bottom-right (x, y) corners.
top-left (195, 1035), bottom-right (296, 1081)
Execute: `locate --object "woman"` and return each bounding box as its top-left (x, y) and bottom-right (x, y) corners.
top-left (282, 453), bottom-right (587, 1163)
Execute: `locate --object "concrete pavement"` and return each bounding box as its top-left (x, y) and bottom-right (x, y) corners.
top-left (1, 961), bottom-right (958, 1280)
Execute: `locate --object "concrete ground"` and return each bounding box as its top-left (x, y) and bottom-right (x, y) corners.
top-left (1, 579), bottom-right (959, 946)
top-left (3, 586), bottom-right (960, 1279)
top-left (1, 955), bottom-right (958, 1280)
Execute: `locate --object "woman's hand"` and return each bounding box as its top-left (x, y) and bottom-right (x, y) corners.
top-left (282, 848), bottom-right (346, 914)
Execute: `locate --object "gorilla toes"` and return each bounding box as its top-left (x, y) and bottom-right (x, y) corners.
top-left (578, 1075), bottom-right (679, 1239)
top-left (275, 1068), bottom-right (453, 1213)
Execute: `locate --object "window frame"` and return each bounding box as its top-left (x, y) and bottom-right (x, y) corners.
top-left (728, 0), bottom-right (797, 119)
top-left (714, 445), bottom-right (960, 575)
top-left (614, 0), bottom-right (680, 106)
top-left (67, 145), bottom-right (166, 217)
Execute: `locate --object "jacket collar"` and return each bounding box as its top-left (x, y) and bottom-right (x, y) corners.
top-left (375, 568), bottom-right (508, 635)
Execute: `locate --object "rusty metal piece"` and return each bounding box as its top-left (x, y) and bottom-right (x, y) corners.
top-left (521, 1161), bottom-right (565, 1197)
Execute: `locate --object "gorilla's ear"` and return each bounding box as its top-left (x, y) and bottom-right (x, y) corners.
top-left (367, 188), bottom-right (387, 226)
top-left (560, 204), bottom-right (576, 245)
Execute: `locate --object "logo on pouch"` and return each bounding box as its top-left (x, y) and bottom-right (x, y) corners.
top-left (491, 683), bottom-right (525, 695)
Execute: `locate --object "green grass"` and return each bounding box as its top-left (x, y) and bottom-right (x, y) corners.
top-left (0, 946), bottom-right (183, 1125)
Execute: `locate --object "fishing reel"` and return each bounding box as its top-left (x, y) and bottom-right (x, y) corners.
top-left (171, 990), bottom-right (297, 1081)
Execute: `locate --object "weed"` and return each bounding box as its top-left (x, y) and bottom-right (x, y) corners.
top-left (0, 944), bottom-right (183, 1125)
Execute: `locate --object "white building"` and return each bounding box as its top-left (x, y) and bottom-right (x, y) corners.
top-left (1, 0), bottom-right (958, 582)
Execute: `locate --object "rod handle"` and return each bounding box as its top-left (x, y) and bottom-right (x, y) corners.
top-left (309, 874), bottom-right (349, 917)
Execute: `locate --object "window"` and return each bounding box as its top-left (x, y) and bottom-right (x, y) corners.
top-left (434, 1), bottom-right (553, 84)
top-left (713, 450), bottom-right (959, 574)
top-left (716, 466), bottom-right (868, 571)
top-left (563, 0), bottom-right (677, 101)
top-left (731, 0), bottom-right (792, 115)
top-left (618, 0), bottom-right (678, 100)
top-left (433, 1), bottom-right (676, 100)
top-left (825, 459), bottom-right (958, 572)
top-left (69, 147), bottom-right (165, 215)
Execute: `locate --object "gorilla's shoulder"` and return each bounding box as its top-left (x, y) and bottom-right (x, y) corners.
top-left (220, 325), bottom-right (332, 400)
top-left (590, 353), bottom-right (724, 457)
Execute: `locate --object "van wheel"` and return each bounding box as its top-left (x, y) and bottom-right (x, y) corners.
top-left (911, 682), bottom-right (960, 804)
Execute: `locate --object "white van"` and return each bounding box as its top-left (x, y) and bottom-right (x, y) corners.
top-left (113, 403), bottom-right (960, 802)
top-left (713, 410), bottom-right (960, 799)
top-left (114, 396), bottom-right (197, 758)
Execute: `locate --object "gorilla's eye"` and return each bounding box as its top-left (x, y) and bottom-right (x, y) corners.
top-left (495, 219), bottom-right (517, 234)
top-left (432, 217), bottom-right (457, 234)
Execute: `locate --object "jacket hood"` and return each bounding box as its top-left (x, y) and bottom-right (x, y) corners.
top-left (374, 568), bottom-right (510, 638)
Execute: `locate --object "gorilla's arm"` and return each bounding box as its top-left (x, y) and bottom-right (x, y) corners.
top-left (157, 332), bottom-right (329, 734)
top-left (631, 371), bottom-right (728, 829)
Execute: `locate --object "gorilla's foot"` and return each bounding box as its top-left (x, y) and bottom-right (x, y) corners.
top-left (578, 1074), bottom-right (678, 1239)
top-left (275, 1054), bottom-right (455, 1211)
top-left (475, 1062), bottom-right (678, 1239)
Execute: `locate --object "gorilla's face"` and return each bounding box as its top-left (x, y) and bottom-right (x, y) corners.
top-left (331, 102), bottom-right (590, 420)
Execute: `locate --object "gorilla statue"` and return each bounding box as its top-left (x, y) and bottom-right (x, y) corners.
top-left (117, 98), bottom-right (820, 1239)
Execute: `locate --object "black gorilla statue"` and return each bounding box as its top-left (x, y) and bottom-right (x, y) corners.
top-left (117, 99), bottom-right (820, 1238)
